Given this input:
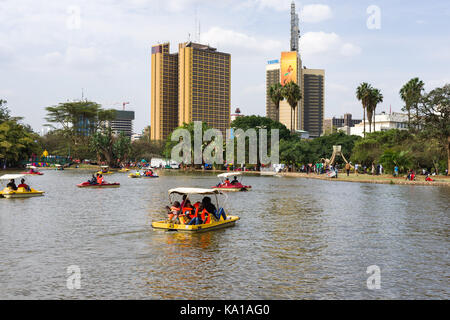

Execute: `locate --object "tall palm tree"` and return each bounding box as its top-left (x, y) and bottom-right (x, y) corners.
top-left (400, 78), bottom-right (424, 129)
top-left (282, 81), bottom-right (302, 133)
top-left (368, 88), bottom-right (383, 132)
top-left (356, 82), bottom-right (373, 137)
top-left (268, 83), bottom-right (284, 122)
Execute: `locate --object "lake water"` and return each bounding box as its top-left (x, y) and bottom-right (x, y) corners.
top-left (0, 170), bottom-right (449, 299)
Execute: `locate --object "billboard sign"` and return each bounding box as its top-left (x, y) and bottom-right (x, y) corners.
top-left (280, 51), bottom-right (297, 86)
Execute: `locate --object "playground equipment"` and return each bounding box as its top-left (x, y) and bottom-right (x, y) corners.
top-left (321, 145), bottom-right (350, 168)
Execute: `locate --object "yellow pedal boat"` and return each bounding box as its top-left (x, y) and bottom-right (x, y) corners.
top-left (151, 187), bottom-right (239, 233)
top-left (118, 168), bottom-right (130, 172)
top-left (128, 172), bottom-right (142, 178)
top-left (0, 174), bottom-right (45, 198)
top-left (0, 187), bottom-right (45, 198)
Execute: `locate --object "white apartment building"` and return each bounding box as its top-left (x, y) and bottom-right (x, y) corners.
top-left (338, 112), bottom-right (409, 137)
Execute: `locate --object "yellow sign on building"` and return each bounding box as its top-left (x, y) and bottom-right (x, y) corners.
top-left (280, 51), bottom-right (297, 86)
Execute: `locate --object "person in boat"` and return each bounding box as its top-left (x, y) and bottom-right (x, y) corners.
top-left (179, 200), bottom-right (194, 224)
top-left (18, 178), bottom-right (31, 191)
top-left (188, 203), bottom-right (207, 225)
top-left (7, 179), bottom-right (18, 190)
top-left (180, 194), bottom-right (188, 209)
top-left (89, 174), bottom-right (98, 185)
top-left (202, 196), bottom-right (226, 221)
top-left (165, 201), bottom-right (181, 222)
top-left (224, 178), bottom-right (231, 186)
top-left (230, 176), bottom-right (238, 185)
top-left (97, 174), bottom-right (104, 185)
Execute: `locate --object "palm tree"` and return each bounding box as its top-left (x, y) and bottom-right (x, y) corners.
top-left (281, 81), bottom-right (302, 133)
top-left (356, 82), bottom-right (373, 137)
top-left (268, 83), bottom-right (284, 122)
top-left (400, 78), bottom-right (424, 130)
top-left (368, 88), bottom-right (383, 132)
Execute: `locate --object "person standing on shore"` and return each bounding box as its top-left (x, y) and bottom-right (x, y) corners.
top-left (345, 162), bottom-right (351, 176)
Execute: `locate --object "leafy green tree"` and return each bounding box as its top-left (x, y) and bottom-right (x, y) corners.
top-left (0, 99), bottom-right (10, 122)
top-left (379, 149), bottom-right (412, 173)
top-left (163, 122), bottom-right (212, 165)
top-left (281, 81), bottom-right (302, 132)
top-left (400, 77), bottom-right (424, 129)
top-left (356, 82), bottom-right (373, 137)
top-left (417, 84), bottom-right (450, 172)
top-left (367, 88), bottom-right (383, 132)
top-left (268, 83), bottom-right (284, 122)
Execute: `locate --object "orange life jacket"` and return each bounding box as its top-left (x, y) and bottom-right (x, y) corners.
top-left (97, 177), bottom-right (103, 184)
top-left (182, 206), bottom-right (194, 217)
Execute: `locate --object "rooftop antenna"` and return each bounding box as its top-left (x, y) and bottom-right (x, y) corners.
top-left (198, 20), bottom-right (201, 43)
top-left (290, 1), bottom-right (300, 52)
top-left (81, 88), bottom-right (84, 101)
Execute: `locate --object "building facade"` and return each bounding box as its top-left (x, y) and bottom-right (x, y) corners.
top-left (265, 60), bottom-right (280, 121)
top-left (323, 113), bottom-right (362, 134)
top-left (109, 110), bottom-right (135, 137)
top-left (150, 43), bottom-right (179, 141)
top-left (178, 42), bottom-right (231, 134)
top-left (347, 112), bottom-right (408, 137)
top-left (301, 68), bottom-right (325, 138)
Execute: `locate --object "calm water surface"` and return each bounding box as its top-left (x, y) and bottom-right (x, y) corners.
top-left (0, 170), bottom-right (449, 299)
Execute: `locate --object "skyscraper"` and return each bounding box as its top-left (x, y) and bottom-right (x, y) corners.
top-left (150, 43), bottom-right (179, 141)
top-left (265, 59), bottom-right (280, 121)
top-left (178, 42), bottom-right (231, 134)
top-left (301, 68), bottom-right (325, 137)
top-left (265, 1), bottom-right (325, 136)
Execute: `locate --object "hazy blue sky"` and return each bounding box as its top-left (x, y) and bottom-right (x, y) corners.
top-left (1, 0), bottom-right (449, 134)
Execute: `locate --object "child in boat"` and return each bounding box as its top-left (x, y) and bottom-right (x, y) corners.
top-left (18, 178), bottom-right (31, 191)
top-left (97, 174), bottom-right (104, 185)
top-left (179, 200), bottom-right (194, 224)
top-left (166, 201), bottom-right (181, 222)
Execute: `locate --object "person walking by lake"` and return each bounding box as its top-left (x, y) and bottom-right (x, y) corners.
top-left (394, 165), bottom-right (399, 177)
top-left (371, 163), bottom-right (375, 175)
top-left (345, 162), bottom-right (351, 176)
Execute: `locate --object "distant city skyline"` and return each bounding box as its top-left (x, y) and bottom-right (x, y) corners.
top-left (1, 0), bottom-right (449, 134)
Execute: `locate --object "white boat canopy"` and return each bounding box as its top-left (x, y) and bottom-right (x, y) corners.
top-left (217, 172), bottom-right (242, 178)
top-left (169, 187), bottom-right (222, 195)
top-left (100, 165), bottom-right (109, 168)
top-left (0, 174), bottom-right (25, 180)
top-left (55, 164), bottom-right (62, 167)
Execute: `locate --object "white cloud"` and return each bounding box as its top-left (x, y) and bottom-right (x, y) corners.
top-left (201, 26), bottom-right (282, 52)
top-left (240, 0), bottom-right (292, 11)
top-left (340, 43), bottom-right (362, 56)
top-left (300, 31), bottom-right (361, 59)
top-left (300, 4), bottom-right (333, 23)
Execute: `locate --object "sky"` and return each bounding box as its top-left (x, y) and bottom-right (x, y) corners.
top-left (1, 0), bottom-right (449, 134)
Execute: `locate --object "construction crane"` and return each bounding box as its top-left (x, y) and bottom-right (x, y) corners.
top-left (122, 102), bottom-right (130, 110)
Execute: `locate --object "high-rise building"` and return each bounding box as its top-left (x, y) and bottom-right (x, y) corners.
top-left (265, 52), bottom-right (302, 131)
top-left (150, 43), bottom-right (179, 141)
top-left (109, 110), bottom-right (135, 137)
top-left (301, 68), bottom-right (325, 137)
top-left (178, 42), bottom-right (231, 134)
top-left (265, 59), bottom-right (280, 121)
top-left (290, 1), bottom-right (300, 52)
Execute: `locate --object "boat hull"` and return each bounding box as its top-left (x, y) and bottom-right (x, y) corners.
top-left (212, 186), bottom-right (251, 192)
top-left (152, 215), bottom-right (239, 233)
top-left (77, 183), bottom-right (120, 188)
top-left (1, 188), bottom-right (44, 198)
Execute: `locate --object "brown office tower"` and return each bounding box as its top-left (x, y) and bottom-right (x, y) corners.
top-left (301, 68), bottom-right (325, 137)
top-left (266, 60), bottom-right (281, 121)
top-left (150, 43), bottom-right (179, 141)
top-left (178, 42), bottom-right (231, 134)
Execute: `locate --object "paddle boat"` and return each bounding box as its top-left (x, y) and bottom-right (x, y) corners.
top-left (0, 174), bottom-right (45, 198)
top-left (152, 188), bottom-right (239, 233)
top-left (128, 171), bottom-right (142, 178)
top-left (22, 165), bottom-right (43, 175)
top-left (142, 169), bottom-right (159, 178)
top-left (97, 165), bottom-right (113, 175)
top-left (212, 172), bottom-right (251, 192)
top-left (55, 164), bottom-right (64, 171)
top-left (118, 167), bottom-right (130, 173)
top-left (77, 181), bottom-right (120, 188)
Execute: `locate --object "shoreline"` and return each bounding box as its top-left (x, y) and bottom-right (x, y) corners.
top-left (2, 166), bottom-right (449, 187)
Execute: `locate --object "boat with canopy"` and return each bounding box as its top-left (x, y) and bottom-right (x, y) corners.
top-left (151, 188), bottom-right (239, 232)
top-left (0, 174), bottom-right (45, 198)
top-left (212, 172), bottom-right (251, 192)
